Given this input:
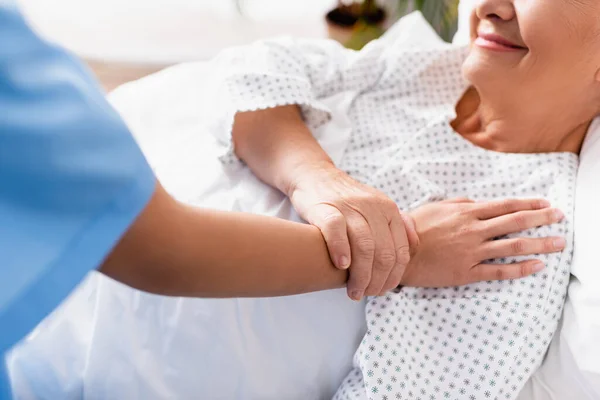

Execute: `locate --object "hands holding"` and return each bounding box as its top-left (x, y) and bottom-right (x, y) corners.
top-left (289, 163), bottom-right (419, 300)
top-left (289, 164), bottom-right (565, 300)
top-left (231, 106), bottom-right (565, 300)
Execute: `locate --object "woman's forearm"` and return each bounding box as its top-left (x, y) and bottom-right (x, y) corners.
top-left (100, 184), bottom-right (347, 297)
top-left (232, 106), bottom-right (334, 196)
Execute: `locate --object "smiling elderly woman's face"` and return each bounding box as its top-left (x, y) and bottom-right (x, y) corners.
top-left (463, 0), bottom-right (600, 114)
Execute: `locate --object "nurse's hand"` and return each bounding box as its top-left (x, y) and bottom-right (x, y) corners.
top-left (400, 198), bottom-right (566, 287)
top-left (288, 163), bottom-right (418, 301)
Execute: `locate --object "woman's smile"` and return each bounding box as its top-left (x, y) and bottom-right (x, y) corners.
top-left (474, 32), bottom-right (527, 52)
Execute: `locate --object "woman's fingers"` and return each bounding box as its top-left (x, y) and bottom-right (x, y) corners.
top-left (346, 213), bottom-right (376, 301)
top-left (363, 211), bottom-right (402, 297)
top-left (307, 204), bottom-right (351, 269)
top-left (468, 259), bottom-right (546, 284)
top-left (474, 198), bottom-right (551, 220)
top-left (482, 208), bottom-right (564, 238)
top-left (481, 236), bottom-right (566, 259)
top-left (379, 263), bottom-right (404, 295)
top-left (379, 212), bottom-right (416, 295)
top-left (399, 213), bottom-right (420, 250)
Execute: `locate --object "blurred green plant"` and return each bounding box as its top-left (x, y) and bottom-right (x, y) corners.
top-left (233, 0), bottom-right (459, 49)
top-left (344, 21), bottom-right (387, 50)
top-left (341, 0), bottom-right (459, 49)
top-left (338, 0), bottom-right (459, 50)
top-left (398, 0), bottom-right (460, 42)
top-left (340, 0), bottom-right (386, 50)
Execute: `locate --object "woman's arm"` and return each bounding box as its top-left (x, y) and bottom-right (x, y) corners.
top-left (99, 183), bottom-right (347, 297)
top-left (232, 104), bottom-right (418, 301)
top-left (233, 105), bottom-right (333, 196)
top-left (208, 36), bottom-right (415, 301)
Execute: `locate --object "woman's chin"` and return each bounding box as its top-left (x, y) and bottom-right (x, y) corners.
top-left (462, 54), bottom-right (508, 87)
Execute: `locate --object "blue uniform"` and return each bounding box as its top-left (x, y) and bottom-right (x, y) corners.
top-left (0, 3), bottom-right (155, 398)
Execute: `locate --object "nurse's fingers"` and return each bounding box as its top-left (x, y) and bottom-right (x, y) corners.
top-left (474, 198), bottom-right (551, 220)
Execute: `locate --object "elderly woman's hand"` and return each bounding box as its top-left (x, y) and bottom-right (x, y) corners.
top-left (288, 163), bottom-right (418, 301)
top-left (400, 198), bottom-right (565, 287)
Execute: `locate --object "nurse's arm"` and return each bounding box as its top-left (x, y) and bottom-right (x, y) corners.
top-left (99, 183), bottom-right (348, 297)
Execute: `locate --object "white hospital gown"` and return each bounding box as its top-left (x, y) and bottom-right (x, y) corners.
top-left (207, 14), bottom-right (577, 400)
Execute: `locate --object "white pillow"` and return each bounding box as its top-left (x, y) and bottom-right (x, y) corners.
top-left (562, 119), bottom-right (600, 392)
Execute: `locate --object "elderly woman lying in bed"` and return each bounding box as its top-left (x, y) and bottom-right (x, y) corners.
top-left (195, 0), bottom-right (597, 398)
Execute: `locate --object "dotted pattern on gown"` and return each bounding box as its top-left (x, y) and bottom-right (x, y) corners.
top-left (207, 14), bottom-right (578, 400)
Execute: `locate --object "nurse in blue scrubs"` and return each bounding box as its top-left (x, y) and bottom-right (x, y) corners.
top-left (0, 3), bottom-right (152, 397)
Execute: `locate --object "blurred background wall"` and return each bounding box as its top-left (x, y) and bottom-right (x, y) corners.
top-left (17, 0), bottom-right (458, 91)
top-left (18, 0), bottom-right (334, 90)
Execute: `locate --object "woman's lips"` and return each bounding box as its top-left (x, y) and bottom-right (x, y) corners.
top-left (475, 33), bottom-right (527, 52)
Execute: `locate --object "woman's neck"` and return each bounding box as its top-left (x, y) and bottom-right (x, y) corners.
top-left (452, 87), bottom-right (590, 154)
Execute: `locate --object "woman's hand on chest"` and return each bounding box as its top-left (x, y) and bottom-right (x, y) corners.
top-left (400, 198), bottom-right (566, 287)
